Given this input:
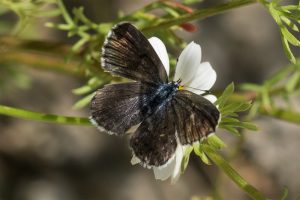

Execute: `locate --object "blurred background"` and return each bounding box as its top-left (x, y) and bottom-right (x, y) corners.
top-left (0, 0), bottom-right (300, 200)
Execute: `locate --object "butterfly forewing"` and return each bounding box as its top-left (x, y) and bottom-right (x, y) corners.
top-left (101, 23), bottom-right (168, 84)
top-left (90, 82), bottom-right (158, 135)
top-left (172, 90), bottom-right (220, 145)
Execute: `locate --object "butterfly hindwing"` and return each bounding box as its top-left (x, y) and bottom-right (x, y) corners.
top-left (101, 23), bottom-right (168, 84)
top-left (90, 82), bottom-right (159, 135)
top-left (130, 101), bottom-right (177, 167)
top-left (172, 90), bottom-right (220, 145)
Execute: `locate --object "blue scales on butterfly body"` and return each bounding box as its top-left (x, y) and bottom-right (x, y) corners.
top-left (145, 82), bottom-right (179, 114)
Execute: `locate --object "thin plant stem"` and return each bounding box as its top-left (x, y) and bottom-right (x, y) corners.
top-left (202, 145), bottom-right (267, 200)
top-left (0, 105), bottom-right (91, 126)
top-left (142, 0), bottom-right (257, 33)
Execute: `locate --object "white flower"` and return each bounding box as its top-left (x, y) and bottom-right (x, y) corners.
top-left (131, 37), bottom-right (217, 183)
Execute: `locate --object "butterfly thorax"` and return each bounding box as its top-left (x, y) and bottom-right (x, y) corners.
top-left (148, 82), bottom-right (179, 109)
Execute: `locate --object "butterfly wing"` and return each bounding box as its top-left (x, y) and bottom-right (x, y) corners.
top-left (130, 101), bottom-right (177, 167)
top-left (90, 82), bottom-right (158, 135)
top-left (172, 90), bottom-right (220, 145)
top-left (101, 23), bottom-right (168, 84)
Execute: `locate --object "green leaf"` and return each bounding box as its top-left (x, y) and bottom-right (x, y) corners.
top-left (57, 0), bottom-right (74, 25)
top-left (193, 142), bottom-right (211, 165)
top-left (281, 35), bottom-right (296, 64)
top-left (72, 77), bottom-right (103, 95)
top-left (220, 121), bottom-right (258, 131)
top-left (72, 85), bottom-right (95, 95)
top-left (281, 26), bottom-right (300, 46)
top-left (240, 83), bottom-right (262, 92)
top-left (281, 5), bottom-right (299, 10)
top-left (281, 16), bottom-right (299, 32)
top-left (221, 117), bottom-right (240, 123)
top-left (215, 82), bottom-right (234, 109)
top-left (220, 125), bottom-right (241, 136)
top-left (286, 71), bottom-right (300, 92)
top-left (261, 86), bottom-right (272, 109)
top-left (279, 187), bottom-right (289, 200)
top-left (72, 92), bottom-right (95, 109)
top-left (207, 134), bottom-right (227, 149)
top-left (72, 37), bottom-right (89, 51)
top-left (181, 146), bottom-right (193, 173)
top-left (247, 101), bottom-right (260, 120)
top-left (45, 22), bottom-right (71, 30)
top-left (220, 102), bottom-right (252, 116)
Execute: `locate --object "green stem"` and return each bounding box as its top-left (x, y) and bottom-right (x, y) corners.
top-left (202, 145), bottom-right (267, 200)
top-left (56, 0), bottom-right (74, 26)
top-left (0, 105), bottom-right (91, 126)
top-left (142, 0), bottom-right (257, 33)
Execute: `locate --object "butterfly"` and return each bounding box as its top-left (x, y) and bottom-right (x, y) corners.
top-left (90, 22), bottom-right (220, 168)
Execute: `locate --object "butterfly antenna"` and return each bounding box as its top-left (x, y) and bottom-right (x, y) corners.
top-left (184, 86), bottom-right (211, 95)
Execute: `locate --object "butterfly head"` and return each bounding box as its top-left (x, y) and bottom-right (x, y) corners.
top-left (174, 79), bottom-right (184, 90)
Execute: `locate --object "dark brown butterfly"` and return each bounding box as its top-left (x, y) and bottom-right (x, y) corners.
top-left (90, 23), bottom-right (220, 167)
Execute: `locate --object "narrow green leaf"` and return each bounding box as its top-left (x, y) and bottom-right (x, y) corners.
top-left (193, 142), bottom-right (211, 165)
top-left (72, 37), bottom-right (89, 52)
top-left (281, 5), bottom-right (299, 10)
top-left (247, 101), bottom-right (260, 120)
top-left (281, 26), bottom-right (300, 46)
top-left (261, 86), bottom-right (272, 109)
top-left (181, 146), bottom-right (193, 173)
top-left (57, 0), bottom-right (74, 25)
top-left (226, 112), bottom-right (239, 118)
top-left (45, 22), bottom-right (71, 30)
top-left (281, 16), bottom-right (299, 32)
top-left (215, 82), bottom-right (234, 108)
top-left (221, 121), bottom-right (258, 131)
top-left (72, 85), bottom-right (94, 95)
top-left (73, 93), bottom-right (95, 109)
top-left (286, 71), bottom-right (300, 92)
top-left (219, 125), bottom-right (241, 136)
top-left (72, 78), bottom-right (103, 95)
top-left (278, 187), bottom-right (289, 200)
top-left (220, 102), bottom-right (252, 116)
top-left (240, 83), bottom-right (262, 92)
top-left (281, 35), bottom-right (296, 64)
top-left (207, 134), bottom-right (227, 149)
top-left (221, 117), bottom-right (240, 123)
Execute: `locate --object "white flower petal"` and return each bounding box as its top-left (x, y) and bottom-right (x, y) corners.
top-left (174, 42), bottom-right (202, 85)
top-left (153, 157), bottom-right (176, 181)
top-left (131, 155), bottom-right (141, 165)
top-left (171, 144), bottom-right (186, 183)
top-left (148, 37), bottom-right (170, 76)
top-left (187, 62), bottom-right (216, 93)
top-left (204, 94), bottom-right (217, 103)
